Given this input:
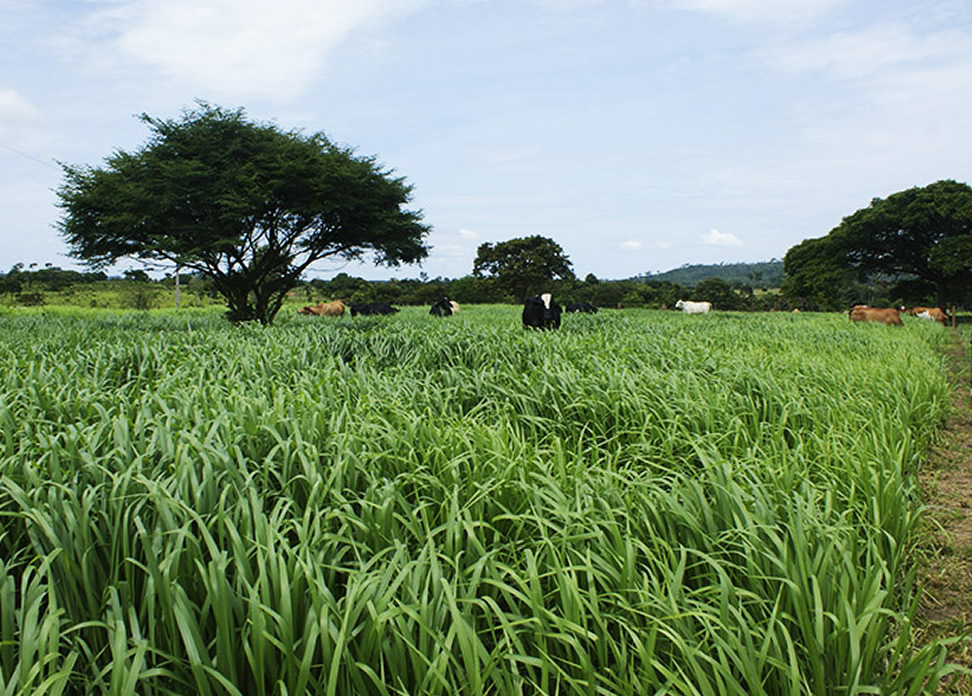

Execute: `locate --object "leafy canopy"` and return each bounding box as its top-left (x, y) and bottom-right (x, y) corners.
top-left (781, 236), bottom-right (857, 310)
top-left (472, 235), bottom-right (574, 301)
top-left (57, 103), bottom-right (430, 323)
top-left (783, 179), bottom-right (972, 309)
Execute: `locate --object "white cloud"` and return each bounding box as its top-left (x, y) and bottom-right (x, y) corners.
top-left (107, 0), bottom-right (430, 100)
top-left (428, 242), bottom-right (466, 260)
top-left (656, 241), bottom-right (673, 250)
top-left (753, 22), bottom-right (972, 195)
top-left (620, 240), bottom-right (642, 249)
top-left (458, 228), bottom-right (480, 240)
top-left (702, 228), bottom-right (743, 247)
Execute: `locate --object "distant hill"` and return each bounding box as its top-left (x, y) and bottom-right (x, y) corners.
top-left (635, 261), bottom-right (784, 288)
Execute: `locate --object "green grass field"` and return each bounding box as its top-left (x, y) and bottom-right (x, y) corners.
top-left (0, 306), bottom-right (964, 694)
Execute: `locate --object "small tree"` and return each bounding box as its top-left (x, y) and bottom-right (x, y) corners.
top-left (57, 103), bottom-right (430, 324)
top-left (472, 235), bottom-right (574, 301)
top-left (694, 277), bottom-right (745, 310)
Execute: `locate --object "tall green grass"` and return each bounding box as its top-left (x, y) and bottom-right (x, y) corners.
top-left (0, 306), bottom-right (963, 693)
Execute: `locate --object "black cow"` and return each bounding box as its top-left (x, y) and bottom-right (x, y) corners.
top-left (522, 293), bottom-right (561, 330)
top-left (350, 303), bottom-right (400, 317)
top-left (429, 297), bottom-right (454, 317)
top-left (565, 302), bottom-right (598, 314)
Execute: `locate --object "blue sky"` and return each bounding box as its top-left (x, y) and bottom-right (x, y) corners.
top-left (2, 0), bottom-right (971, 280)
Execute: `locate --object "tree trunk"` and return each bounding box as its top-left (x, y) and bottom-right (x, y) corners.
top-left (935, 279), bottom-right (948, 310)
top-left (217, 277), bottom-right (257, 323)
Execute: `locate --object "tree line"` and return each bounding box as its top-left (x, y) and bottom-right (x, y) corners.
top-left (46, 101), bottom-right (972, 323)
top-left (0, 263), bottom-right (783, 312)
top-left (636, 261), bottom-right (784, 289)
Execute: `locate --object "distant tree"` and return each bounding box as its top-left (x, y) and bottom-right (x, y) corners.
top-left (57, 103), bottom-right (430, 324)
top-left (448, 275), bottom-right (507, 304)
top-left (123, 269), bottom-right (151, 282)
top-left (324, 273), bottom-right (376, 304)
top-left (694, 276), bottom-right (745, 310)
top-left (644, 261), bottom-right (783, 288)
top-left (472, 235), bottom-right (575, 301)
top-left (621, 290), bottom-right (647, 308)
top-left (781, 236), bottom-right (855, 310)
top-left (824, 180), bottom-right (972, 308)
top-left (0, 264), bottom-right (23, 294)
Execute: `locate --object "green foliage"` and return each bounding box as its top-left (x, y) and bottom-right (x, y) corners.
top-left (781, 236), bottom-right (856, 310)
top-left (0, 307), bottom-right (964, 693)
top-left (693, 276), bottom-right (747, 309)
top-left (0, 264), bottom-right (106, 296)
top-left (473, 235), bottom-right (575, 301)
top-left (122, 280), bottom-right (160, 310)
top-left (638, 261), bottom-right (784, 288)
top-left (788, 180), bottom-right (972, 309)
top-left (56, 103), bottom-right (430, 324)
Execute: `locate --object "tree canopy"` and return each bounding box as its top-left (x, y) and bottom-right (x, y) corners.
top-left (472, 235), bottom-right (575, 301)
top-left (57, 103), bottom-right (430, 323)
top-left (693, 277), bottom-right (746, 310)
top-left (784, 180), bottom-right (972, 309)
top-left (780, 236), bottom-right (857, 310)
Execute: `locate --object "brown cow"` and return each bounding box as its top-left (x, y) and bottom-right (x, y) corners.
top-left (906, 306), bottom-right (948, 325)
top-left (298, 300), bottom-right (346, 317)
top-left (849, 306), bottom-right (902, 326)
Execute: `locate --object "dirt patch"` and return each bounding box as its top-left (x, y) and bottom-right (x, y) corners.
top-left (918, 332), bottom-right (972, 693)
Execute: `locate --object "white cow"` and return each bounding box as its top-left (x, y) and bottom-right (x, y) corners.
top-left (675, 299), bottom-right (711, 314)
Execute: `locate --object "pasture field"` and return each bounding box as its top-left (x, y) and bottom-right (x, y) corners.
top-left (0, 305), bottom-right (964, 694)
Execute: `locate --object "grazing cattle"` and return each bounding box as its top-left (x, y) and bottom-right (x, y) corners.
top-left (429, 297), bottom-right (455, 317)
top-left (522, 293), bottom-right (562, 330)
top-left (675, 299), bottom-right (712, 314)
top-left (565, 302), bottom-right (598, 314)
top-left (449, 300), bottom-right (460, 313)
top-left (907, 306), bottom-right (948, 325)
top-left (350, 303), bottom-right (400, 317)
top-left (298, 300), bottom-right (345, 316)
top-left (849, 306), bottom-right (902, 326)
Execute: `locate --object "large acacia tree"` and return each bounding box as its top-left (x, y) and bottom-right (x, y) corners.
top-left (472, 235), bottom-right (574, 301)
top-left (57, 104), bottom-right (430, 324)
top-left (785, 179), bottom-right (972, 309)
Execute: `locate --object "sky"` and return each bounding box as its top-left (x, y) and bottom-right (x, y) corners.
top-left (2, 0), bottom-right (971, 281)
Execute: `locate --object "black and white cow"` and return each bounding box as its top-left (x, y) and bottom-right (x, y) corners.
top-left (522, 293), bottom-right (562, 330)
top-left (429, 297), bottom-right (454, 317)
top-left (350, 303), bottom-right (400, 317)
top-left (565, 302), bottom-right (598, 314)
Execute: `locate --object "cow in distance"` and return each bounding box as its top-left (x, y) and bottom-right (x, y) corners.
top-left (298, 300), bottom-right (345, 316)
top-left (675, 300), bottom-right (712, 314)
top-left (350, 303), bottom-right (400, 317)
top-left (429, 297), bottom-right (456, 317)
top-left (849, 305), bottom-right (902, 326)
top-left (522, 293), bottom-right (562, 330)
top-left (906, 306), bottom-right (948, 325)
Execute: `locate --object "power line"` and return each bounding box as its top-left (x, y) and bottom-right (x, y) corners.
top-left (0, 142), bottom-right (58, 170)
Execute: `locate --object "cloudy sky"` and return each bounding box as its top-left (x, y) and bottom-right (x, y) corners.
top-left (2, 0), bottom-right (971, 280)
